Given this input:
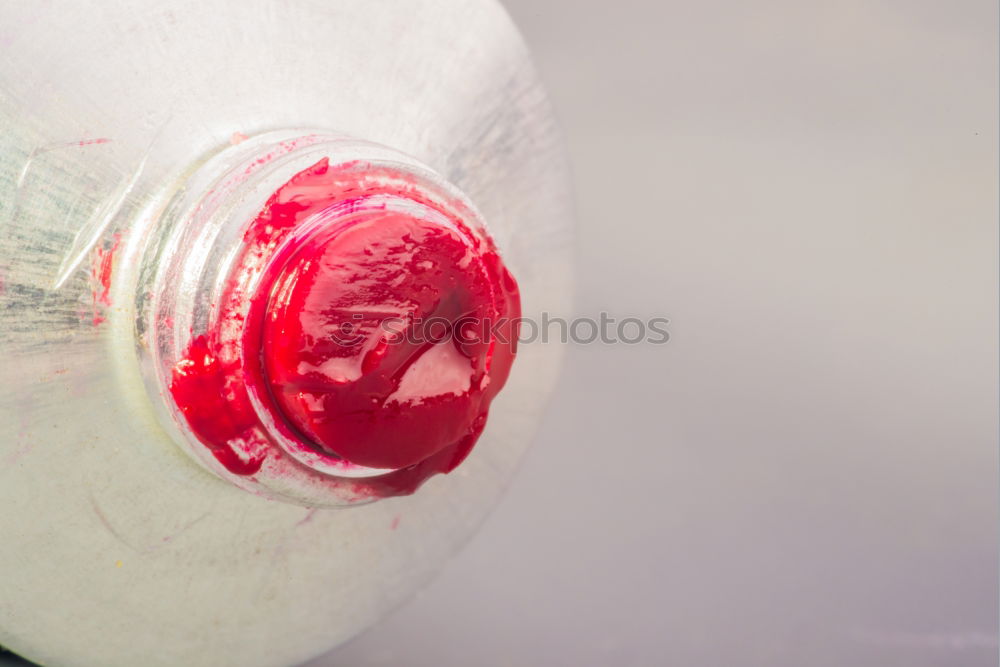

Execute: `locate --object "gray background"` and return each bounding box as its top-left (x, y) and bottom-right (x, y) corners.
top-left (319, 0), bottom-right (998, 665)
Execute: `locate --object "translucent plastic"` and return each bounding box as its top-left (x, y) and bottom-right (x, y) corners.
top-left (0, 2), bottom-right (573, 666)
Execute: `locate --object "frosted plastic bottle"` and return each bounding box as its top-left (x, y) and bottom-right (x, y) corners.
top-left (0, 2), bottom-right (573, 665)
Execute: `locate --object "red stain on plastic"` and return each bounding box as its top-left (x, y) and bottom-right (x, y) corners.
top-left (72, 138), bottom-right (111, 148)
top-left (90, 233), bottom-right (121, 325)
top-left (296, 508), bottom-right (318, 527)
top-left (168, 159), bottom-right (520, 497)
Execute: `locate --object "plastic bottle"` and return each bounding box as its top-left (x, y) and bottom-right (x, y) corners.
top-left (0, 1), bottom-right (573, 665)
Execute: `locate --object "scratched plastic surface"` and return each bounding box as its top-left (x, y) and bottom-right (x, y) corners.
top-left (0, 2), bottom-right (573, 666)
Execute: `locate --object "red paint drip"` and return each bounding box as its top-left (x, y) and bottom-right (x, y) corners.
top-left (168, 159), bottom-right (520, 497)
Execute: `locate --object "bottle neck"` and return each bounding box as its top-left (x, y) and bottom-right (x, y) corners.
top-left (136, 131), bottom-right (520, 507)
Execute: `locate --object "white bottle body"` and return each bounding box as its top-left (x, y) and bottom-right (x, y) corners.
top-left (0, 2), bottom-right (573, 665)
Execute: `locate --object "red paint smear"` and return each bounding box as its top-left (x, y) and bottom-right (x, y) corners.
top-left (71, 138), bottom-right (111, 148)
top-left (90, 233), bottom-right (121, 325)
top-left (168, 158), bottom-right (520, 497)
top-left (170, 336), bottom-right (266, 474)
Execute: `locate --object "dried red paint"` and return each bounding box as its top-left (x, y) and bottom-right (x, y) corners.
top-left (168, 158), bottom-right (520, 497)
top-left (70, 138), bottom-right (111, 148)
top-left (90, 233), bottom-right (121, 325)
